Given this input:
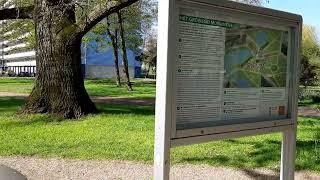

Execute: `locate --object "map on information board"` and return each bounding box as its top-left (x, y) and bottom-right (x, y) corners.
top-left (224, 27), bottom-right (288, 88)
top-left (175, 12), bottom-right (290, 130)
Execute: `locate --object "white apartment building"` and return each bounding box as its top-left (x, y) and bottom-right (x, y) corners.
top-left (0, 1), bottom-right (36, 75)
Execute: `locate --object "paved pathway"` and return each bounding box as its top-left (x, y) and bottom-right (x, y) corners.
top-left (298, 107), bottom-right (320, 118)
top-left (0, 157), bottom-right (319, 180)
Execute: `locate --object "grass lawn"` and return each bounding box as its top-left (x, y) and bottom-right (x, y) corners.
top-left (0, 97), bottom-right (320, 172)
top-left (0, 78), bottom-right (34, 94)
top-left (0, 77), bottom-right (156, 98)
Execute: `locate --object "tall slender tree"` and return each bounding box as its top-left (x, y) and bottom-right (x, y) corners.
top-left (117, 10), bottom-right (132, 91)
top-left (106, 16), bottom-right (121, 87)
top-left (0, 0), bottom-right (139, 118)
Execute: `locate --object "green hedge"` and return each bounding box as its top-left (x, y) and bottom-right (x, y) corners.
top-left (299, 87), bottom-right (320, 102)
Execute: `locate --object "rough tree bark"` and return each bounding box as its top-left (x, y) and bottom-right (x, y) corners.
top-left (117, 10), bottom-right (133, 91)
top-left (22, 0), bottom-right (96, 118)
top-left (106, 16), bottom-right (121, 87)
top-left (0, 0), bottom-right (139, 118)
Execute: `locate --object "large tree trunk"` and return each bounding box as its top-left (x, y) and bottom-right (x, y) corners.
top-left (117, 11), bottom-right (133, 91)
top-left (22, 0), bottom-right (97, 118)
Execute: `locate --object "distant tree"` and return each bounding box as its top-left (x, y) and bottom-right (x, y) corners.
top-left (302, 25), bottom-right (320, 58)
top-left (140, 0), bottom-right (264, 74)
top-left (83, 0), bottom-right (156, 88)
top-left (106, 15), bottom-right (121, 87)
top-left (117, 10), bottom-right (133, 90)
top-left (300, 55), bottom-right (319, 87)
top-left (137, 31), bottom-right (157, 78)
top-left (300, 25), bottom-right (320, 87)
top-left (0, 1), bottom-right (35, 56)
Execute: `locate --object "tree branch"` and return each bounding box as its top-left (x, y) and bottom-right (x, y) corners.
top-left (76, 0), bottom-right (139, 37)
top-left (0, 6), bottom-right (34, 20)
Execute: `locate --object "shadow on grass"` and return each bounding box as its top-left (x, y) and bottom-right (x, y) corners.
top-left (86, 79), bottom-right (156, 86)
top-left (1, 97), bottom-right (319, 172)
top-left (0, 97), bottom-right (155, 126)
top-left (248, 140), bottom-right (281, 167)
top-left (0, 97), bottom-right (155, 115)
top-left (0, 97), bottom-right (25, 113)
top-left (96, 103), bottom-right (154, 116)
top-left (85, 78), bottom-right (116, 84)
top-left (181, 155), bottom-right (232, 165)
top-left (178, 139), bottom-right (320, 172)
top-left (3, 114), bottom-right (65, 127)
top-left (86, 79), bottom-right (156, 87)
top-left (298, 117), bottom-right (320, 126)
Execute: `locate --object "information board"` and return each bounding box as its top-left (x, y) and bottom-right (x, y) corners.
top-left (154, 0), bottom-right (302, 179)
top-left (175, 11), bottom-right (290, 130)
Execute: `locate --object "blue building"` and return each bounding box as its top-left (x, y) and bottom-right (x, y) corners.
top-left (81, 40), bottom-right (142, 79)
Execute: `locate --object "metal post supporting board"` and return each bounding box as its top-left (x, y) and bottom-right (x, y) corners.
top-left (281, 128), bottom-right (297, 180)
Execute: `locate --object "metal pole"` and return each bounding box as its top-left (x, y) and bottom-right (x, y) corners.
top-left (154, 0), bottom-right (173, 179)
top-left (154, 119), bottom-right (171, 180)
top-left (280, 127), bottom-right (297, 180)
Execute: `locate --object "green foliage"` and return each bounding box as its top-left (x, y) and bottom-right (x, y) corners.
top-left (1, 0), bottom-right (150, 53)
top-left (298, 86), bottom-right (320, 106)
top-left (0, 0), bottom-right (33, 7)
top-left (300, 25), bottom-right (320, 87)
top-left (299, 87), bottom-right (318, 100)
top-left (84, 0), bottom-right (157, 54)
top-left (302, 26), bottom-right (320, 58)
top-left (136, 31), bottom-right (157, 76)
top-left (311, 95), bottom-right (320, 103)
top-left (0, 98), bottom-right (319, 172)
top-left (0, 19), bottom-right (35, 49)
top-left (0, 0), bottom-right (35, 49)
top-left (300, 55), bottom-right (319, 87)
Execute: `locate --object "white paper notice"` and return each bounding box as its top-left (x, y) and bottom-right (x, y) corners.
top-left (175, 17), bottom-right (226, 126)
top-left (223, 89), bottom-right (260, 120)
top-left (222, 88), bottom-right (287, 120)
top-left (260, 88), bottom-right (287, 119)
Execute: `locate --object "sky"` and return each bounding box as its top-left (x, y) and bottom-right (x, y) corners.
top-left (155, 0), bottom-right (320, 39)
top-left (265, 0), bottom-right (320, 39)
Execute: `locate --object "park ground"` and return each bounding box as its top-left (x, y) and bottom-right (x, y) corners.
top-left (0, 77), bottom-right (320, 179)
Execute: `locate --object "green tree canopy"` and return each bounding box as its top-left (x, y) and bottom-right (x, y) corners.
top-left (300, 25), bottom-right (320, 87)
